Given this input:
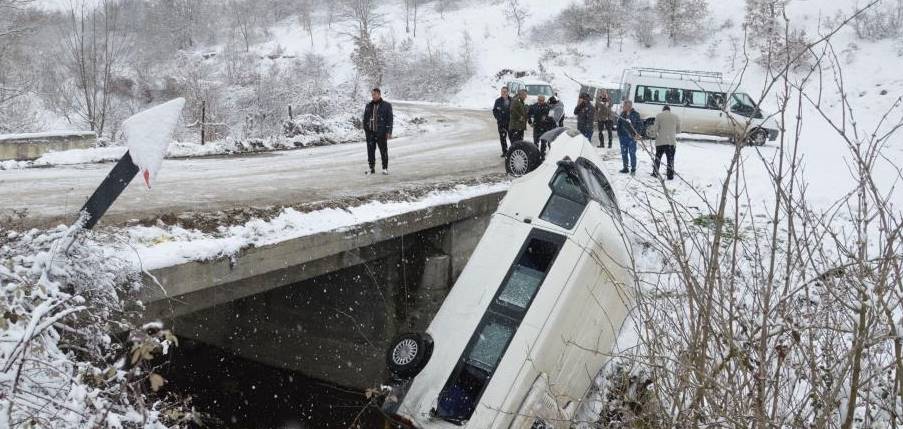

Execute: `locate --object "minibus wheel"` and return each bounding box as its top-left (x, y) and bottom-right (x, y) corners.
top-left (506, 141), bottom-right (541, 177)
top-left (748, 129), bottom-right (768, 146)
top-left (643, 119), bottom-right (657, 139)
top-left (387, 333), bottom-right (433, 379)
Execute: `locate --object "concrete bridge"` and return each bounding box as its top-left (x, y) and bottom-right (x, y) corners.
top-left (138, 190), bottom-right (505, 389)
top-left (0, 131), bottom-right (96, 161)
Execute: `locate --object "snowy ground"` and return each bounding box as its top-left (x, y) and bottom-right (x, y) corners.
top-left (0, 102), bottom-right (502, 229)
top-left (0, 105), bottom-right (443, 171)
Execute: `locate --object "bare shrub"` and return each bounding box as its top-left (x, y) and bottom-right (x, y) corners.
top-left (589, 5), bottom-right (903, 427)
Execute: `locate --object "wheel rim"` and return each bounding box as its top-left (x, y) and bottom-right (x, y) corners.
top-left (508, 149), bottom-right (529, 176)
top-left (754, 131), bottom-right (766, 145)
top-left (392, 338), bottom-right (418, 366)
top-left (645, 125), bottom-right (656, 139)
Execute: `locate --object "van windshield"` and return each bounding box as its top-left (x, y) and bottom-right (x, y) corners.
top-left (526, 85), bottom-right (554, 97)
top-left (730, 93), bottom-right (760, 117)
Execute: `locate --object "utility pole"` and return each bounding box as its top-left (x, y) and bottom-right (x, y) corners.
top-left (200, 100), bottom-right (206, 145)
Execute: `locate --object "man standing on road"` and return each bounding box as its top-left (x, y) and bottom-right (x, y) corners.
top-left (652, 105), bottom-right (680, 180)
top-left (527, 95), bottom-right (551, 147)
top-left (595, 91), bottom-right (614, 148)
top-left (574, 93), bottom-right (595, 141)
top-left (363, 88), bottom-right (393, 175)
top-left (508, 89), bottom-right (528, 143)
top-left (492, 87), bottom-right (513, 157)
top-left (616, 99), bottom-right (643, 175)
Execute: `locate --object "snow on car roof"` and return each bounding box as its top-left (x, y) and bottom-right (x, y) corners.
top-left (577, 79), bottom-right (620, 88)
top-left (513, 78), bottom-right (552, 86)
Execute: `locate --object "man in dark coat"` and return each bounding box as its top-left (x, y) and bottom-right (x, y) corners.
top-left (508, 89), bottom-right (528, 142)
top-left (527, 95), bottom-right (552, 147)
top-left (574, 93), bottom-right (595, 141)
top-left (594, 91), bottom-right (614, 148)
top-left (363, 88), bottom-right (393, 175)
top-left (616, 99), bottom-right (643, 175)
top-left (492, 87), bottom-right (513, 157)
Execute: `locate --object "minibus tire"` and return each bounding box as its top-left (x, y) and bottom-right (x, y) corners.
top-left (386, 333), bottom-right (433, 379)
top-left (506, 141), bottom-right (542, 177)
top-left (749, 129), bottom-right (768, 146)
top-left (643, 119), bottom-right (657, 139)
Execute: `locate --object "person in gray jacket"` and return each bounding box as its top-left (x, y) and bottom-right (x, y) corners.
top-left (652, 105), bottom-right (680, 180)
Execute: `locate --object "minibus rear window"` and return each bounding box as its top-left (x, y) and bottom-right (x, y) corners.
top-left (435, 231), bottom-right (565, 424)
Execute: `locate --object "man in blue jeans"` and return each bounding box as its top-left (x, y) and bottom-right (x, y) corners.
top-left (616, 99), bottom-right (643, 175)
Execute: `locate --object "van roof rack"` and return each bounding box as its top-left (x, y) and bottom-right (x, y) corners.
top-left (626, 67), bottom-right (724, 83)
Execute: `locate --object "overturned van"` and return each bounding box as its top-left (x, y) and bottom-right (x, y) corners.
top-left (381, 130), bottom-right (633, 428)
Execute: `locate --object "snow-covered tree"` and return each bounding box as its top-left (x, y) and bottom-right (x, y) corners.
top-left (655, 0), bottom-right (709, 44)
top-left (341, 0), bottom-right (385, 88)
top-left (299, 0), bottom-right (314, 47)
top-left (503, 0), bottom-right (530, 37)
top-left (744, 0), bottom-right (786, 51)
top-left (587, 0), bottom-right (627, 48)
top-left (744, 0), bottom-right (810, 72)
top-left (56, 0), bottom-right (128, 137)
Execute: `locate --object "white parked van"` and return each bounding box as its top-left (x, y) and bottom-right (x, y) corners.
top-left (577, 79), bottom-right (622, 113)
top-left (620, 68), bottom-right (779, 145)
top-left (381, 130), bottom-right (633, 429)
top-left (506, 78), bottom-right (556, 105)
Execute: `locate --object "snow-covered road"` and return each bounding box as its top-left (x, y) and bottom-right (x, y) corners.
top-left (0, 103), bottom-right (504, 229)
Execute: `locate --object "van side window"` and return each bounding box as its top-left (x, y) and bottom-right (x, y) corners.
top-left (539, 169), bottom-right (588, 229)
top-left (436, 231), bottom-right (565, 424)
top-left (707, 92), bottom-right (726, 109)
top-left (686, 90), bottom-right (707, 108)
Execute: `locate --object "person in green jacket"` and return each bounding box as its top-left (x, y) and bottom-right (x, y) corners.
top-left (508, 89), bottom-right (528, 142)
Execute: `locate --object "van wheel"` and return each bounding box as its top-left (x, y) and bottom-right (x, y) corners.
top-left (506, 141), bottom-right (542, 177)
top-left (748, 129), bottom-right (768, 146)
top-left (643, 119), bottom-right (657, 139)
top-left (387, 333), bottom-right (433, 379)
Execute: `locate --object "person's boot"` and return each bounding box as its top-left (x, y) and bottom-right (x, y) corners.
top-left (630, 169), bottom-right (636, 176)
top-left (382, 168), bottom-right (389, 175)
top-left (618, 167), bottom-right (629, 173)
top-left (365, 168), bottom-right (375, 175)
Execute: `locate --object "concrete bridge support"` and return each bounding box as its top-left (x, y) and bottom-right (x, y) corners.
top-left (139, 191), bottom-right (503, 389)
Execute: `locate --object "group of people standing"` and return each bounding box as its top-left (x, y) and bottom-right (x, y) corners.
top-left (492, 85), bottom-right (680, 180)
top-left (492, 87), bottom-right (565, 158)
top-left (359, 84), bottom-right (679, 181)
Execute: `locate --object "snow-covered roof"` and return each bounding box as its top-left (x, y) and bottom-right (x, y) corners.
top-left (510, 78), bottom-right (552, 86)
top-left (576, 79), bottom-right (621, 89)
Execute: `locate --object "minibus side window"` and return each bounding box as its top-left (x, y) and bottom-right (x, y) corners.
top-left (685, 90), bottom-right (707, 108)
top-left (436, 232), bottom-right (565, 424)
top-left (539, 170), bottom-right (588, 229)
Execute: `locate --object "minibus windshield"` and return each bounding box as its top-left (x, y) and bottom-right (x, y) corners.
top-left (526, 85), bottom-right (554, 97)
top-left (730, 93), bottom-right (760, 117)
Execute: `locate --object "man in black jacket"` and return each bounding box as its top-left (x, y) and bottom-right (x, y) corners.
top-left (492, 87), bottom-right (512, 157)
top-left (574, 93), bottom-right (595, 141)
top-left (363, 88), bottom-right (394, 175)
top-left (527, 95), bottom-right (552, 147)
